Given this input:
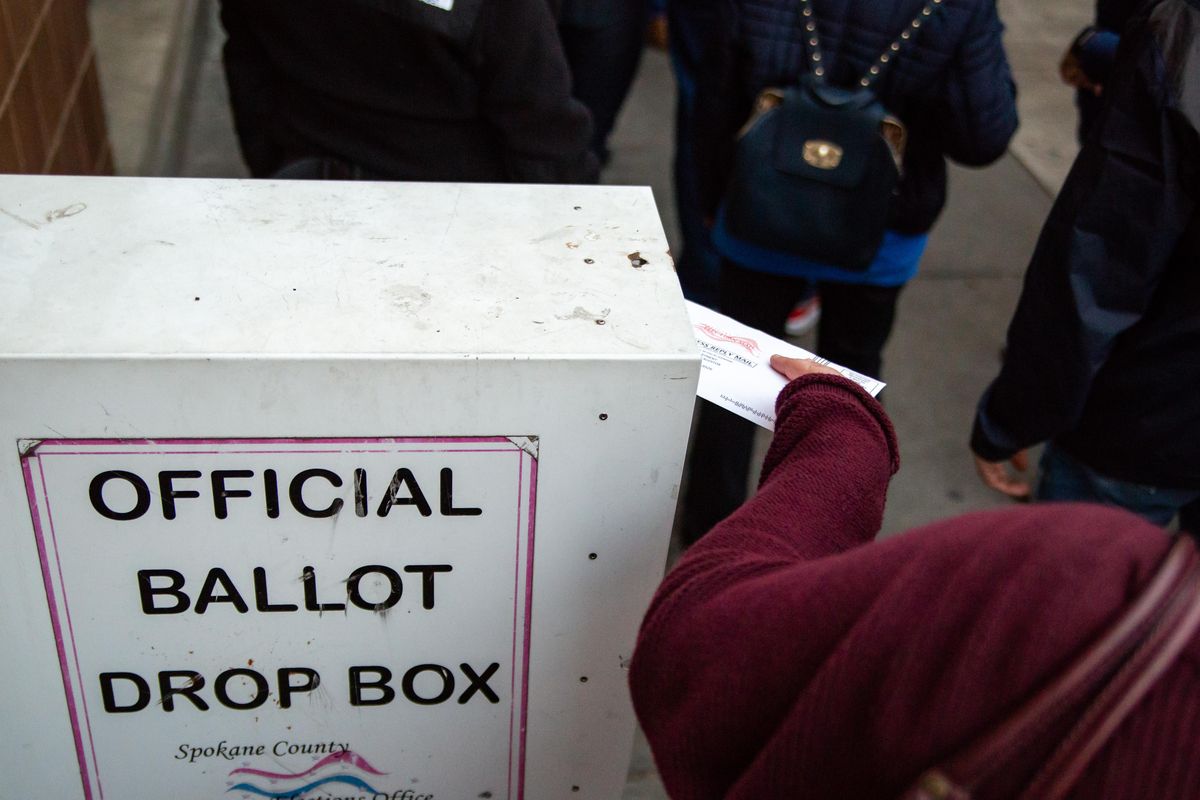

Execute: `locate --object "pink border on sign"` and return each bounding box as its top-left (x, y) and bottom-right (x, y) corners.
top-left (36, 459), bottom-right (105, 799)
top-left (45, 449), bottom-right (517, 456)
top-left (520, 455), bottom-right (538, 798)
top-left (21, 458), bottom-right (96, 800)
top-left (506, 450), bottom-right (539, 800)
top-left (33, 436), bottom-right (517, 458)
top-left (508, 454), bottom-right (524, 798)
top-left (28, 436), bottom-right (516, 446)
top-left (21, 436), bottom-right (539, 800)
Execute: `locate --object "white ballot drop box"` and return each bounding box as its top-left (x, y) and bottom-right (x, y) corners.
top-left (0, 176), bottom-right (700, 800)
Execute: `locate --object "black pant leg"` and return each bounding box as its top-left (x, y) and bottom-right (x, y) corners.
top-left (680, 261), bottom-right (808, 544)
top-left (558, 6), bottom-right (650, 164)
top-left (814, 281), bottom-right (903, 380)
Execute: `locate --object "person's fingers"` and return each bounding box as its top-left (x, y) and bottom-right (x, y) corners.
top-left (770, 354), bottom-right (840, 380)
top-left (974, 457), bottom-right (1004, 491)
top-left (1004, 476), bottom-right (1032, 500)
top-left (1059, 55), bottom-right (1102, 94)
top-left (1059, 52), bottom-right (1081, 85)
top-left (645, 15), bottom-right (669, 50)
top-left (1011, 449), bottom-right (1029, 472)
top-left (769, 354), bottom-right (808, 380)
top-left (974, 455), bottom-right (1032, 500)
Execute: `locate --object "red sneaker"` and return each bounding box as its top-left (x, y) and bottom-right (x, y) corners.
top-left (784, 295), bottom-right (821, 337)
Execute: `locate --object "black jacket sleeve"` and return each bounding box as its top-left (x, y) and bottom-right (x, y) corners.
top-left (934, 0), bottom-right (1018, 167)
top-left (220, 1), bottom-right (285, 177)
top-left (972, 5), bottom-right (1200, 461)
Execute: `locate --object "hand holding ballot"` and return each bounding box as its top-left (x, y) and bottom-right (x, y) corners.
top-left (769, 354), bottom-right (840, 381)
top-left (685, 301), bottom-right (885, 431)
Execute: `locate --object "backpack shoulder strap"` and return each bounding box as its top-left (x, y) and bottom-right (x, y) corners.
top-left (858, 0), bottom-right (947, 89)
top-left (900, 536), bottom-right (1200, 800)
top-left (794, 0), bottom-right (948, 88)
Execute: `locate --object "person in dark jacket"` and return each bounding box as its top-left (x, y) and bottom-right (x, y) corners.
top-left (972, 0), bottom-right (1200, 529)
top-left (680, 0), bottom-right (1018, 543)
top-left (633, 356), bottom-right (1200, 798)
top-left (220, 0), bottom-right (598, 184)
top-left (1062, 0), bottom-right (1144, 140)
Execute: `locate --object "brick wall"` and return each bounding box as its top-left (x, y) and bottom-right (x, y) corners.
top-left (0, 0), bottom-right (112, 174)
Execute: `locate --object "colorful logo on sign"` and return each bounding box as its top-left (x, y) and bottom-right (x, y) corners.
top-left (694, 323), bottom-right (761, 355)
top-left (226, 750), bottom-right (386, 798)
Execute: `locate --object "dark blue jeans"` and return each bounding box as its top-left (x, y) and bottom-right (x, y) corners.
top-left (1037, 442), bottom-right (1200, 534)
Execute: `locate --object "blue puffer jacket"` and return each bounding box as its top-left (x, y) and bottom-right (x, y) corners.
top-left (695, 0), bottom-right (1018, 234)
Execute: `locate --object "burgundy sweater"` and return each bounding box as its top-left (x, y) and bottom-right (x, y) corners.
top-left (630, 375), bottom-right (1200, 799)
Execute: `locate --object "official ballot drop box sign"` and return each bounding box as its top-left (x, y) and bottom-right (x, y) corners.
top-left (0, 176), bottom-right (699, 799)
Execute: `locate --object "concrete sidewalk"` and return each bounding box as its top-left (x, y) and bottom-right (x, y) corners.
top-left (1000, 0), bottom-right (1091, 192)
top-left (85, 2), bottom-right (1089, 796)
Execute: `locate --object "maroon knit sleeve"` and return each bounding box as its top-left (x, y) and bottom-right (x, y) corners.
top-left (630, 383), bottom-right (1200, 800)
top-left (758, 374), bottom-right (900, 551)
top-left (629, 374), bottom-right (899, 796)
top-left (637, 373), bottom-right (897, 630)
top-left (673, 373), bottom-right (899, 583)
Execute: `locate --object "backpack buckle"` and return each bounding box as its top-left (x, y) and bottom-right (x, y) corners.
top-left (802, 140), bottom-right (844, 169)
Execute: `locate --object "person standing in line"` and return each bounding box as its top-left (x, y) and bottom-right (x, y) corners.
top-left (632, 354), bottom-right (1200, 798)
top-left (663, 0), bottom-right (822, 328)
top-left (663, 0), bottom-right (723, 308)
top-left (679, 0), bottom-right (1017, 544)
top-left (972, 0), bottom-right (1200, 529)
top-left (1061, 0), bottom-right (1144, 141)
top-left (220, 0), bottom-right (598, 184)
